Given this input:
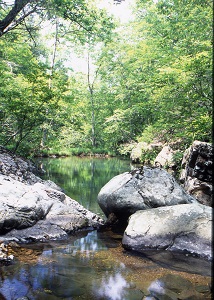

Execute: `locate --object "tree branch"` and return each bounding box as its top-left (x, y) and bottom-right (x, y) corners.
top-left (0, 0), bottom-right (29, 35)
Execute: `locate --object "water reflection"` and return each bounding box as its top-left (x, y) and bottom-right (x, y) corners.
top-left (0, 229), bottom-right (211, 300)
top-left (1, 157), bottom-right (212, 299)
top-left (95, 273), bottom-right (129, 300)
top-left (0, 230), bottom-right (130, 300)
top-left (147, 279), bottom-right (166, 298)
top-left (35, 156), bottom-right (131, 217)
top-left (68, 230), bottom-right (107, 257)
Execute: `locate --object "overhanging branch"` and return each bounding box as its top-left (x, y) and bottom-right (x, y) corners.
top-left (0, 0), bottom-right (36, 36)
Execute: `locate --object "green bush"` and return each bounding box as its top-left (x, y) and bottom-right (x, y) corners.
top-left (140, 148), bottom-right (160, 165)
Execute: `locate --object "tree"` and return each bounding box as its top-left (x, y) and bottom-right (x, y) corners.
top-left (1, 0), bottom-right (211, 156)
top-left (0, 0), bottom-right (36, 36)
top-left (0, 0), bottom-right (116, 154)
top-left (93, 0), bottom-right (212, 151)
top-left (0, 30), bottom-right (57, 154)
top-left (0, 0), bottom-right (115, 38)
top-left (133, 0), bottom-right (212, 145)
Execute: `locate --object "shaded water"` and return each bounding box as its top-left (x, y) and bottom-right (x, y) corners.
top-left (0, 157), bottom-right (212, 299)
top-left (36, 156), bottom-right (132, 218)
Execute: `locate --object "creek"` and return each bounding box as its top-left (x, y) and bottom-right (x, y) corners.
top-left (0, 157), bottom-right (212, 299)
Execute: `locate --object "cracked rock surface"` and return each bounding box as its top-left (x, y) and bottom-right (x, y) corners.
top-left (0, 147), bottom-right (103, 243)
top-left (180, 140), bottom-right (213, 206)
top-left (98, 166), bottom-right (197, 222)
top-left (122, 203), bottom-right (212, 260)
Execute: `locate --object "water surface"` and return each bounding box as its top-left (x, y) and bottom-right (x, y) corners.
top-left (0, 229), bottom-right (211, 300)
top-left (36, 156), bottom-right (131, 218)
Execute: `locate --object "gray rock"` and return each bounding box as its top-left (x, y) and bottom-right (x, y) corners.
top-left (180, 140), bottom-right (213, 206)
top-left (0, 146), bottom-right (62, 190)
top-left (122, 203), bottom-right (212, 260)
top-left (0, 175), bottom-right (103, 242)
top-left (0, 146), bottom-right (41, 185)
top-left (154, 145), bottom-right (176, 168)
top-left (98, 166), bottom-right (196, 222)
top-left (0, 149), bottom-right (104, 244)
top-left (0, 176), bottom-right (53, 233)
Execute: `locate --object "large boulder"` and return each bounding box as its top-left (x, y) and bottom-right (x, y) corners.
top-left (0, 175), bottom-right (103, 243)
top-left (0, 148), bottom-right (103, 243)
top-left (180, 140), bottom-right (213, 206)
top-left (97, 166), bottom-right (197, 223)
top-left (122, 203), bottom-right (212, 260)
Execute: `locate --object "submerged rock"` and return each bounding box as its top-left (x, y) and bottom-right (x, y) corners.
top-left (122, 203), bottom-right (212, 260)
top-left (144, 274), bottom-right (208, 300)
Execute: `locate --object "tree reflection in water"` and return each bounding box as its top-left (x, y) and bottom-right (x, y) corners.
top-left (36, 156), bottom-right (131, 217)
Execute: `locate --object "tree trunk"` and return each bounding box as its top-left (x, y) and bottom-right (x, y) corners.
top-left (0, 0), bottom-right (31, 36)
top-left (87, 50), bottom-right (96, 148)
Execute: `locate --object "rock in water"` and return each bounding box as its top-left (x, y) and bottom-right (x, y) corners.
top-left (0, 147), bottom-right (104, 243)
top-left (97, 166), bottom-right (196, 222)
top-left (122, 203), bottom-right (212, 260)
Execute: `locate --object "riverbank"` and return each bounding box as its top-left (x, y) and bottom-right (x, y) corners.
top-left (34, 146), bottom-right (118, 159)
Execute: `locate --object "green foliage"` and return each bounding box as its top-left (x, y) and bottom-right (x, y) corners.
top-left (140, 148), bottom-right (160, 165)
top-left (95, 0), bottom-right (212, 152)
top-left (117, 143), bottom-right (136, 157)
top-left (52, 0), bottom-right (115, 43)
top-left (0, 29), bottom-right (73, 155)
top-left (172, 150), bottom-right (184, 167)
top-left (0, 35), bottom-right (48, 154)
top-left (0, 0), bottom-right (115, 41)
top-left (137, 126), bottom-right (157, 144)
top-left (0, 0), bottom-right (212, 157)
